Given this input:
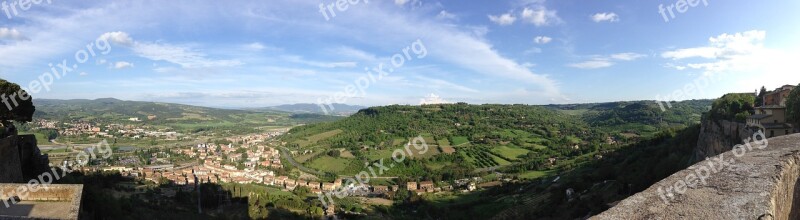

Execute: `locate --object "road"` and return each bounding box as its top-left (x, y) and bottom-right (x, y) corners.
top-left (279, 147), bottom-right (325, 175)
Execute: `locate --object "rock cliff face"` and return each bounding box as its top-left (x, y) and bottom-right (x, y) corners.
top-left (0, 134), bottom-right (50, 183)
top-left (593, 134), bottom-right (800, 220)
top-left (694, 117), bottom-right (755, 160)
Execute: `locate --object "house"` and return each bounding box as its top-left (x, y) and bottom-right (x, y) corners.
top-left (419, 181), bottom-right (435, 192)
top-left (407, 181), bottom-right (418, 191)
top-left (296, 180), bottom-right (308, 187)
top-left (748, 85), bottom-right (797, 138)
top-left (333, 178), bottom-right (343, 189)
top-left (325, 204), bottom-right (336, 217)
top-left (263, 176), bottom-right (275, 186)
top-left (308, 181), bottom-right (321, 190)
top-left (322, 183), bottom-right (335, 191)
top-left (276, 176), bottom-right (289, 186)
top-left (373, 185), bottom-right (389, 194)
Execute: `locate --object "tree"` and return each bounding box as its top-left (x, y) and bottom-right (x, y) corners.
top-left (786, 85), bottom-right (800, 124)
top-left (755, 86), bottom-right (768, 107)
top-left (0, 79), bottom-right (35, 127)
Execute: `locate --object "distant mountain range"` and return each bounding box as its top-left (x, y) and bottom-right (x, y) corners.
top-left (252, 103), bottom-right (367, 115)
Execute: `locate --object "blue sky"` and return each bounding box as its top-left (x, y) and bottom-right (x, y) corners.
top-left (0, 0), bottom-right (798, 108)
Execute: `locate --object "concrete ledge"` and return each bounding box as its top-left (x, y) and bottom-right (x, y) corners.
top-left (0, 184), bottom-right (83, 220)
top-left (593, 134), bottom-right (800, 220)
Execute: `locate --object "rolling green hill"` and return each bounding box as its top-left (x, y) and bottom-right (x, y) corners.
top-left (31, 98), bottom-right (342, 133)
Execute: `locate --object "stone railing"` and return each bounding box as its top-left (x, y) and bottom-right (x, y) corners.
top-left (592, 134), bottom-right (800, 220)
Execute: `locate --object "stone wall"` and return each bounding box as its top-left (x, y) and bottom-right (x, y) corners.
top-left (0, 184), bottom-right (83, 220)
top-left (592, 134), bottom-right (800, 219)
top-left (0, 136), bottom-right (22, 183)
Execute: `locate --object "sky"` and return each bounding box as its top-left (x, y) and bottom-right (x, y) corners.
top-left (0, 0), bottom-right (799, 108)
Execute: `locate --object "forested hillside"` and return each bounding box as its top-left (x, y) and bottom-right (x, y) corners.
top-left (276, 100), bottom-right (713, 219)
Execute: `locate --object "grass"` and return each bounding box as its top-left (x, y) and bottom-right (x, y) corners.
top-left (407, 144), bottom-right (441, 159)
top-left (307, 156), bottom-right (350, 173)
top-left (451, 136), bottom-right (469, 146)
top-left (438, 138), bottom-right (456, 154)
top-left (425, 162), bottom-right (452, 171)
top-left (295, 150), bottom-right (323, 163)
top-left (340, 149), bottom-right (355, 158)
top-left (365, 148), bottom-right (395, 161)
top-left (490, 155), bottom-right (511, 166)
top-left (294, 129), bottom-right (342, 148)
top-left (491, 145), bottom-right (530, 161)
top-left (518, 170), bottom-right (553, 180)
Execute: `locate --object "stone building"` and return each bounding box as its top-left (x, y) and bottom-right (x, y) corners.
top-left (748, 85), bottom-right (798, 138)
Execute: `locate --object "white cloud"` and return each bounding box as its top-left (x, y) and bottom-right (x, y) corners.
top-left (394, 0), bottom-right (420, 6)
top-left (420, 93), bottom-right (451, 105)
top-left (660, 30), bottom-right (792, 78)
top-left (534, 36), bottom-right (552, 44)
top-left (99, 32), bottom-right (134, 46)
top-left (332, 46), bottom-right (377, 61)
top-left (0, 28), bottom-right (29, 41)
top-left (437, 10), bottom-right (457, 20)
top-left (488, 13), bottom-right (517, 26)
top-left (610, 53), bottom-right (646, 61)
top-left (521, 6), bottom-right (560, 26)
top-left (244, 42), bottom-right (266, 51)
top-left (591, 12), bottom-right (620, 23)
top-left (569, 53), bottom-right (646, 69)
top-left (662, 31), bottom-right (766, 61)
top-left (132, 42), bottom-right (243, 68)
top-left (282, 55), bottom-right (357, 68)
top-left (569, 60), bottom-right (613, 69)
top-left (113, 61), bottom-right (134, 69)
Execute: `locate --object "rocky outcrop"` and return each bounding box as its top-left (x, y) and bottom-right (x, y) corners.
top-left (592, 134), bottom-right (800, 220)
top-left (694, 117), bottom-right (755, 160)
top-left (0, 134), bottom-right (50, 183)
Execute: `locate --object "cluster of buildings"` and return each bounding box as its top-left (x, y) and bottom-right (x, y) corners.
top-left (747, 85), bottom-right (799, 138)
top-left (33, 119), bottom-right (182, 140)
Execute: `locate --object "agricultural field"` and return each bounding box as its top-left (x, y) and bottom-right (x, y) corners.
top-left (437, 138), bottom-right (456, 154)
top-left (307, 156), bottom-right (350, 173)
top-left (293, 129), bottom-right (342, 148)
top-left (490, 145), bottom-right (531, 161)
top-left (459, 146), bottom-right (501, 168)
top-left (450, 136), bottom-right (469, 146)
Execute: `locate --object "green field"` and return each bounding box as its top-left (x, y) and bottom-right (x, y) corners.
top-left (307, 156), bottom-right (350, 173)
top-left (518, 170), bottom-right (553, 180)
top-left (294, 129), bottom-right (342, 147)
top-left (451, 136), bottom-right (469, 146)
top-left (491, 145), bottom-right (531, 161)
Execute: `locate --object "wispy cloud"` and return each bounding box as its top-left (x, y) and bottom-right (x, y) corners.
top-left (113, 61), bottom-right (134, 69)
top-left (521, 6), bottom-right (561, 26)
top-left (0, 28), bottom-right (30, 41)
top-left (569, 53), bottom-right (646, 69)
top-left (534, 36), bottom-right (552, 44)
top-left (488, 13), bottom-right (517, 26)
top-left (591, 12), bottom-right (620, 23)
